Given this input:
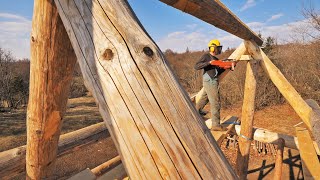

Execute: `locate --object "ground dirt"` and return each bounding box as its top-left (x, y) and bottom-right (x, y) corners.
top-left (0, 96), bottom-right (310, 179)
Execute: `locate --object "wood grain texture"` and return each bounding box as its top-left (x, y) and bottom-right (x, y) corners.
top-left (1, 122), bottom-right (107, 179)
top-left (159, 0), bottom-right (263, 45)
top-left (296, 127), bottom-right (320, 179)
top-left (55, 0), bottom-right (237, 179)
top-left (245, 41), bottom-right (313, 130)
top-left (27, 0), bottom-right (77, 179)
top-left (236, 59), bottom-right (258, 179)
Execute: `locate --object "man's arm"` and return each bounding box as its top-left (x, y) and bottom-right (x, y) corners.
top-left (194, 54), bottom-right (211, 70)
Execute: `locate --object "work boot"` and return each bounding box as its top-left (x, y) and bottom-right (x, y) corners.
top-left (211, 125), bottom-right (228, 131)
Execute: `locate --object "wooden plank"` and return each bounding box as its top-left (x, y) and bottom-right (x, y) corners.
top-left (234, 125), bottom-right (320, 154)
top-left (26, 0), bottom-right (77, 178)
top-left (236, 59), bottom-right (259, 179)
top-left (0, 122), bottom-right (108, 179)
top-left (245, 40), bottom-right (313, 130)
top-left (55, 0), bottom-right (237, 179)
top-left (91, 156), bottom-right (122, 177)
top-left (159, 0), bottom-right (263, 45)
top-left (296, 127), bottom-right (320, 179)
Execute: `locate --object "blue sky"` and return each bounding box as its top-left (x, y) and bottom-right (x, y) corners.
top-left (0, 0), bottom-right (319, 59)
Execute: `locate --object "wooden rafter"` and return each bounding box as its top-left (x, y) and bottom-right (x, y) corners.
top-left (159, 0), bottom-right (263, 45)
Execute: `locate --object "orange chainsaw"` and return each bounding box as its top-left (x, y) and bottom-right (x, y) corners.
top-left (210, 59), bottom-right (237, 70)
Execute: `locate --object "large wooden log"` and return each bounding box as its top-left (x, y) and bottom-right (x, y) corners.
top-left (234, 125), bottom-right (320, 155)
top-left (245, 41), bottom-right (313, 130)
top-left (236, 59), bottom-right (258, 179)
top-left (55, 0), bottom-right (237, 179)
top-left (0, 122), bottom-right (108, 179)
top-left (159, 0), bottom-right (263, 45)
top-left (27, 0), bottom-right (77, 179)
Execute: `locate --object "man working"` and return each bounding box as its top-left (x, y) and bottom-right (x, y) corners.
top-left (194, 39), bottom-right (234, 131)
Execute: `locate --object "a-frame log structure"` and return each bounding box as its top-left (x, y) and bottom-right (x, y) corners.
top-left (25, 0), bottom-right (320, 179)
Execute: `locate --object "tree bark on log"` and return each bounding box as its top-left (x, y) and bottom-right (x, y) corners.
top-left (54, 0), bottom-right (237, 179)
top-left (1, 122), bottom-right (107, 179)
top-left (236, 59), bottom-right (258, 179)
top-left (245, 41), bottom-right (313, 130)
top-left (26, 0), bottom-right (77, 179)
top-left (159, 0), bottom-right (263, 45)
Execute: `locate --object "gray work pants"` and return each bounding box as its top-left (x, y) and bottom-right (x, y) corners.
top-left (196, 73), bottom-right (221, 126)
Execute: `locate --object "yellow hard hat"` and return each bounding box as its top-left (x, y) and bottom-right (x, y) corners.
top-left (208, 39), bottom-right (221, 47)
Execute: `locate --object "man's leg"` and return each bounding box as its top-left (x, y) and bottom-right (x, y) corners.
top-left (195, 88), bottom-right (209, 115)
top-left (203, 77), bottom-right (221, 126)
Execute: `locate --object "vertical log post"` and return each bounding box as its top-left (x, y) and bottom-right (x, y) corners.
top-left (274, 138), bottom-right (285, 180)
top-left (26, 0), bottom-right (77, 179)
top-left (236, 51), bottom-right (258, 179)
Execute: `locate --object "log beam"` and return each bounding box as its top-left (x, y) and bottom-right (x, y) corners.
top-left (55, 0), bottom-right (237, 179)
top-left (159, 0), bottom-right (263, 45)
top-left (26, 0), bottom-right (77, 179)
top-left (236, 59), bottom-right (258, 179)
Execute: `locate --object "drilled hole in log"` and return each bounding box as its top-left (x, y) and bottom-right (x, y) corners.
top-left (143, 46), bottom-right (153, 57)
top-left (102, 49), bottom-right (113, 60)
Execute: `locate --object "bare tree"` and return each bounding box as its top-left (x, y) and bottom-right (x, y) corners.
top-left (302, 1), bottom-right (320, 40)
top-left (0, 48), bottom-right (29, 109)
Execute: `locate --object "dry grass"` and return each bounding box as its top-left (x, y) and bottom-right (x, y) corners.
top-left (0, 96), bottom-right (103, 152)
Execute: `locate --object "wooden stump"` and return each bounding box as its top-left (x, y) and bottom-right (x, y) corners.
top-left (54, 0), bottom-right (237, 179)
top-left (26, 0), bottom-right (77, 179)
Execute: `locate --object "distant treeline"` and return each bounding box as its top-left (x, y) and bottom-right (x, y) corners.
top-left (1, 37), bottom-right (319, 111)
top-left (1, 4), bottom-right (319, 110)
